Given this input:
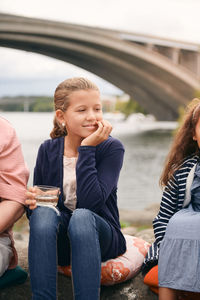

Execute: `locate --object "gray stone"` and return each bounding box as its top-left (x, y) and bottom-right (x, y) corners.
top-left (0, 238), bottom-right (158, 300)
top-left (121, 226), bottom-right (138, 236)
top-left (0, 270), bottom-right (158, 300)
top-left (119, 203), bottom-right (159, 226)
top-left (3, 210), bottom-right (158, 299)
top-left (100, 274), bottom-right (158, 299)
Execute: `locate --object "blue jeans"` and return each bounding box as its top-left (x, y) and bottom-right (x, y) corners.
top-left (28, 207), bottom-right (112, 300)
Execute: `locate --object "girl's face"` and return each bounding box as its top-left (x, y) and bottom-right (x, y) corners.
top-left (193, 116), bottom-right (200, 148)
top-left (57, 89), bottom-right (103, 140)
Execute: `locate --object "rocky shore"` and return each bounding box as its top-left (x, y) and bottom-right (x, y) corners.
top-left (119, 203), bottom-right (159, 244)
top-left (0, 204), bottom-right (159, 299)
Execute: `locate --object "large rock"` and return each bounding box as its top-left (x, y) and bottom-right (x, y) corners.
top-left (0, 272), bottom-right (158, 300)
top-left (1, 212), bottom-right (158, 300)
top-left (0, 231), bottom-right (158, 300)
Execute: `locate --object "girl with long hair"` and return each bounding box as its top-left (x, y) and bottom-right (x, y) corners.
top-left (25, 77), bottom-right (126, 300)
top-left (143, 98), bottom-right (200, 300)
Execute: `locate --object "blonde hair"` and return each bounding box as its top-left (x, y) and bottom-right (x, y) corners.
top-left (160, 98), bottom-right (200, 186)
top-left (50, 77), bottom-right (99, 139)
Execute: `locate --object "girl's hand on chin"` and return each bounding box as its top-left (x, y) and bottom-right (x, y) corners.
top-left (25, 186), bottom-right (37, 210)
top-left (81, 120), bottom-right (112, 146)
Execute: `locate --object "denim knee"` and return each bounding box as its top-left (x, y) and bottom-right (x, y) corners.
top-left (29, 206), bottom-right (59, 238)
top-left (68, 208), bottom-right (94, 239)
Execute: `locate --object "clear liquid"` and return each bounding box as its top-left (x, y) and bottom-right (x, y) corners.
top-left (35, 195), bottom-right (58, 206)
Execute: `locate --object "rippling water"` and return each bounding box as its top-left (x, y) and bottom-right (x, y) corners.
top-left (1, 112), bottom-right (175, 210)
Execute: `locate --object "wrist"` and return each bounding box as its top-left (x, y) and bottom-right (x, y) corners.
top-left (78, 145), bottom-right (96, 152)
top-left (81, 141), bottom-right (87, 146)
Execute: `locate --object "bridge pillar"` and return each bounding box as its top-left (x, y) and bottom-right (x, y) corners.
top-left (197, 51), bottom-right (200, 79)
top-left (23, 100), bottom-right (29, 112)
top-left (146, 43), bottom-right (155, 51)
top-left (179, 50), bottom-right (200, 77)
top-left (172, 48), bottom-right (180, 64)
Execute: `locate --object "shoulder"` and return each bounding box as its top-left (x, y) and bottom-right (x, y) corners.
top-left (0, 117), bottom-right (16, 138)
top-left (37, 137), bottom-right (64, 160)
top-left (0, 117), bottom-right (18, 152)
top-left (39, 137), bottom-right (64, 151)
top-left (176, 155), bottom-right (199, 175)
top-left (172, 155), bottom-right (199, 185)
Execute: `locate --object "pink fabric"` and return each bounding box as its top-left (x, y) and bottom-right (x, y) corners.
top-left (58, 235), bottom-right (151, 286)
top-left (0, 117), bottom-right (29, 269)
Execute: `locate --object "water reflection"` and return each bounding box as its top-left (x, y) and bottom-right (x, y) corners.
top-left (0, 112), bottom-right (175, 210)
top-left (115, 130), bottom-right (173, 210)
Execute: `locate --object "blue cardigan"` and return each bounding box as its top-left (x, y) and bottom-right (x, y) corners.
top-left (32, 135), bottom-right (126, 260)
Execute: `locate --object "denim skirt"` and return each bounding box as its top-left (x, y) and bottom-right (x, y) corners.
top-left (158, 204), bottom-right (200, 292)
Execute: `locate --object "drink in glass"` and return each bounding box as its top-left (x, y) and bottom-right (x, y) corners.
top-left (34, 185), bottom-right (60, 207)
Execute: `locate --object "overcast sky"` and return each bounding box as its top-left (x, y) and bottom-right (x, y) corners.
top-left (1, 0), bottom-right (200, 97)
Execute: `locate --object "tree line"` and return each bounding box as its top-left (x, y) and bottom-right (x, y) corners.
top-left (0, 95), bottom-right (145, 116)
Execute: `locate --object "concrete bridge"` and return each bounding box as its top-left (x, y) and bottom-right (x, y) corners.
top-left (0, 13), bottom-right (200, 120)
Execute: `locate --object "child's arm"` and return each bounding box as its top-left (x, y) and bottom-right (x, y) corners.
top-left (0, 118), bottom-right (29, 231)
top-left (143, 174), bottom-right (179, 272)
top-left (76, 138), bottom-right (124, 213)
top-left (0, 200), bottom-right (24, 233)
top-left (0, 119), bottom-right (29, 206)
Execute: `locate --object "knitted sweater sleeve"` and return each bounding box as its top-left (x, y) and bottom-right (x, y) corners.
top-left (76, 139), bottom-right (124, 213)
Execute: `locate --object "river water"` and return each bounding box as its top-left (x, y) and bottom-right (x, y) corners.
top-left (1, 112), bottom-right (176, 211)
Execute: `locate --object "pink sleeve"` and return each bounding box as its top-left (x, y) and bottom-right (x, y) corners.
top-left (0, 117), bottom-right (29, 205)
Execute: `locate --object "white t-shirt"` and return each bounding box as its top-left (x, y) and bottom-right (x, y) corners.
top-left (63, 156), bottom-right (78, 211)
top-left (0, 236), bottom-right (13, 276)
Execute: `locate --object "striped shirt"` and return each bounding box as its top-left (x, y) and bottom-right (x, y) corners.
top-left (143, 154), bottom-right (199, 273)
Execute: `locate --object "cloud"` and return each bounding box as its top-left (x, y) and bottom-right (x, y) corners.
top-left (1, 0), bottom-right (200, 42)
top-left (0, 48), bottom-right (122, 97)
top-left (0, 48), bottom-right (76, 79)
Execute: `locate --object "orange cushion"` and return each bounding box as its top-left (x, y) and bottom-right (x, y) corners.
top-left (143, 266), bottom-right (200, 299)
top-left (58, 235), bottom-right (150, 286)
top-left (143, 265), bottom-right (158, 290)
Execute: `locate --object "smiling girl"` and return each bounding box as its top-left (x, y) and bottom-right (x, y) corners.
top-left (143, 98), bottom-right (200, 300)
top-left (25, 77), bottom-right (126, 300)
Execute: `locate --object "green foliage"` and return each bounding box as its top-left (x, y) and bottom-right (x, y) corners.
top-left (120, 221), bottom-right (131, 228)
top-left (173, 94), bottom-right (200, 136)
top-left (0, 96), bottom-right (54, 112)
top-left (115, 98), bottom-right (145, 118)
top-left (13, 215), bottom-right (28, 232)
top-left (0, 103), bottom-right (24, 111)
top-left (31, 97), bottom-right (54, 112)
top-left (172, 105), bottom-right (185, 136)
top-left (194, 90), bottom-right (200, 99)
top-left (0, 95), bottom-right (144, 115)
top-left (136, 225), bottom-right (151, 231)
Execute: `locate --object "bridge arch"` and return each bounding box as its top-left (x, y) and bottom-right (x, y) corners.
top-left (0, 13), bottom-right (200, 120)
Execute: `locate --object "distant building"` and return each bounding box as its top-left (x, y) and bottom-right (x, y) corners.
top-left (101, 94), bottom-right (129, 112)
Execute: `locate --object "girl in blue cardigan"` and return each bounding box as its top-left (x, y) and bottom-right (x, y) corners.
top-left (26, 77), bottom-right (126, 300)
